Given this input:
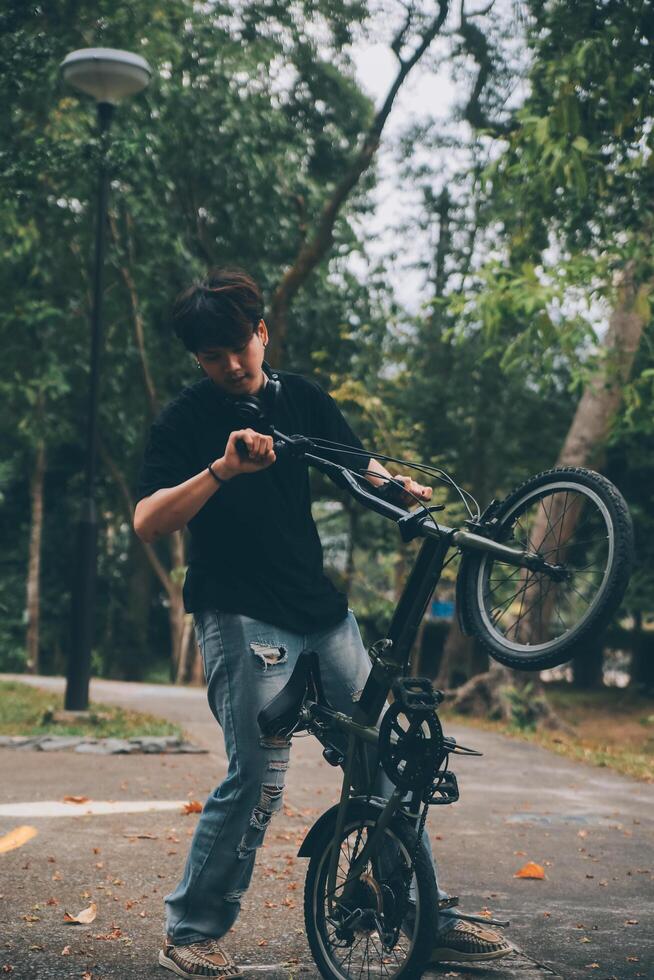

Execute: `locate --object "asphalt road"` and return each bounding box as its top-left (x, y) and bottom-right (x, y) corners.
top-left (1, 674), bottom-right (652, 980)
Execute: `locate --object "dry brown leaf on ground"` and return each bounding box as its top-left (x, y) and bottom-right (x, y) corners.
top-left (94, 927), bottom-right (122, 941)
top-left (82, 972), bottom-right (93, 980)
top-left (123, 833), bottom-right (158, 840)
top-left (62, 796), bottom-right (91, 805)
top-left (514, 861), bottom-right (546, 879)
top-left (182, 801), bottom-right (202, 815)
top-left (63, 903), bottom-right (97, 925)
top-left (257, 939), bottom-right (268, 947)
top-left (61, 947), bottom-right (71, 956)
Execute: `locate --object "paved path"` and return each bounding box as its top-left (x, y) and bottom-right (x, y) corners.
top-left (1, 675), bottom-right (652, 980)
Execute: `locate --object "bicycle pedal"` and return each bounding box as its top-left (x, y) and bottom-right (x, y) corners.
top-left (392, 677), bottom-right (442, 714)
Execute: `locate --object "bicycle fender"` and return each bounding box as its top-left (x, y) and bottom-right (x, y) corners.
top-left (297, 796), bottom-right (390, 858)
top-left (455, 558), bottom-right (475, 636)
top-left (455, 497), bottom-right (505, 637)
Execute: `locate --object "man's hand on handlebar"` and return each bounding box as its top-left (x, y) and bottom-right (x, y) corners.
top-left (217, 429), bottom-right (276, 480)
top-left (381, 474), bottom-right (433, 509)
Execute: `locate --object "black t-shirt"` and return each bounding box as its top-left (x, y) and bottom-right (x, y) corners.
top-left (136, 369), bottom-right (371, 633)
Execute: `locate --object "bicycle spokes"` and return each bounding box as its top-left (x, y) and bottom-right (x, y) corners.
top-left (321, 825), bottom-right (415, 977)
top-left (481, 485), bottom-right (612, 648)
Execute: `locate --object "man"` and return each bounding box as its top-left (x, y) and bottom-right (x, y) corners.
top-left (134, 268), bottom-right (511, 979)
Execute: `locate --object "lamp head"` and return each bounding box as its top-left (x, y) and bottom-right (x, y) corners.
top-left (61, 48), bottom-right (151, 105)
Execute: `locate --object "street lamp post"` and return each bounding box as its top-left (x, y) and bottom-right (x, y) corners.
top-left (61, 49), bottom-right (151, 710)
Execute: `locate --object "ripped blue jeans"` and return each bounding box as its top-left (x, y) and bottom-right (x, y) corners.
top-left (165, 610), bottom-right (453, 944)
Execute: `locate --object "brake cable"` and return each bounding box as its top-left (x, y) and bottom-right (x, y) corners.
top-left (306, 436), bottom-right (481, 521)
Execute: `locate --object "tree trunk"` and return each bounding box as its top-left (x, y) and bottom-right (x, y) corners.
top-left (175, 612), bottom-right (196, 684)
top-left (168, 530), bottom-right (188, 679)
top-left (435, 616), bottom-right (475, 689)
top-left (630, 610), bottom-right (654, 692)
top-left (572, 643), bottom-right (604, 689)
top-left (344, 501), bottom-right (358, 594)
top-left (25, 440), bottom-right (46, 674)
top-left (557, 265), bottom-right (647, 469)
top-left (450, 660), bottom-right (571, 731)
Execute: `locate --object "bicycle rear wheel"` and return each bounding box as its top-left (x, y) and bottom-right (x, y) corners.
top-left (461, 467), bottom-right (633, 671)
top-left (304, 811), bottom-right (437, 980)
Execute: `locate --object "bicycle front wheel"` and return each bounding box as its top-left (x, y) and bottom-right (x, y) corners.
top-left (462, 467), bottom-right (633, 671)
top-left (304, 812), bottom-right (437, 980)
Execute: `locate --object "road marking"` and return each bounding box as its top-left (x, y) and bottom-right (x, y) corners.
top-left (0, 800), bottom-right (189, 819)
top-left (0, 825), bottom-right (38, 852)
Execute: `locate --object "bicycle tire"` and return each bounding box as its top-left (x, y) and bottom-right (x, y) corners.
top-left (461, 466), bottom-right (633, 671)
top-left (304, 808), bottom-right (437, 980)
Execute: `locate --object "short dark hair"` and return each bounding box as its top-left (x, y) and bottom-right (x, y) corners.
top-left (172, 267), bottom-right (264, 352)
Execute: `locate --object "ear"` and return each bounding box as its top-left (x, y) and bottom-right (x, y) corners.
top-left (257, 319), bottom-right (269, 346)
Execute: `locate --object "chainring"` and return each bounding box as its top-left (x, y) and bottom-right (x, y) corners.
top-left (378, 701), bottom-right (446, 792)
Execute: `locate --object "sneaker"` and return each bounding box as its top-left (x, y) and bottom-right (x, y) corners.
top-left (430, 920), bottom-right (513, 962)
top-left (159, 935), bottom-right (243, 978)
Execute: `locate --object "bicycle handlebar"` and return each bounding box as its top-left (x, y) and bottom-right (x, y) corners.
top-left (270, 430), bottom-right (432, 531)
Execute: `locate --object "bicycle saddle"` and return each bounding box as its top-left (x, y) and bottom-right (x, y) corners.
top-left (257, 650), bottom-right (328, 738)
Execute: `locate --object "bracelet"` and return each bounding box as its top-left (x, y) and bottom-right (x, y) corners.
top-left (207, 462), bottom-right (229, 486)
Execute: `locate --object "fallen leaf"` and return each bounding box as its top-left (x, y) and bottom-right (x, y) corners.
top-left (82, 973), bottom-right (93, 980)
top-left (625, 919), bottom-right (639, 925)
top-left (627, 956), bottom-right (639, 962)
top-left (2, 967), bottom-right (13, 974)
top-left (580, 937), bottom-right (591, 943)
top-left (585, 964), bottom-right (600, 969)
top-left (62, 796), bottom-right (90, 805)
top-left (182, 801), bottom-right (202, 815)
top-left (46, 898), bottom-right (58, 907)
top-left (123, 833), bottom-right (158, 840)
top-left (257, 939), bottom-right (268, 947)
top-left (63, 903), bottom-right (97, 925)
top-left (0, 827), bottom-right (38, 854)
top-left (513, 850), bottom-right (527, 856)
top-left (61, 947), bottom-right (71, 956)
top-left (94, 927), bottom-right (122, 941)
top-left (514, 861), bottom-right (546, 880)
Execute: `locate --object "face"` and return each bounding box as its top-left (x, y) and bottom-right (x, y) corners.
top-left (196, 320), bottom-right (268, 396)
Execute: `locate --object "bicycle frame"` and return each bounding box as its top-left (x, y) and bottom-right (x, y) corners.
top-left (277, 435), bottom-right (563, 920)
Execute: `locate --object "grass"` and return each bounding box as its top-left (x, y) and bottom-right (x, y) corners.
top-left (0, 680), bottom-right (183, 739)
top-left (442, 683), bottom-right (654, 783)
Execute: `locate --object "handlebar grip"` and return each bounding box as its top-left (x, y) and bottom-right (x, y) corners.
top-left (234, 437), bottom-right (295, 460)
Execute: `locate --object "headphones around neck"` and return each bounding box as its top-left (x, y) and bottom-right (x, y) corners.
top-left (214, 361), bottom-right (281, 435)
